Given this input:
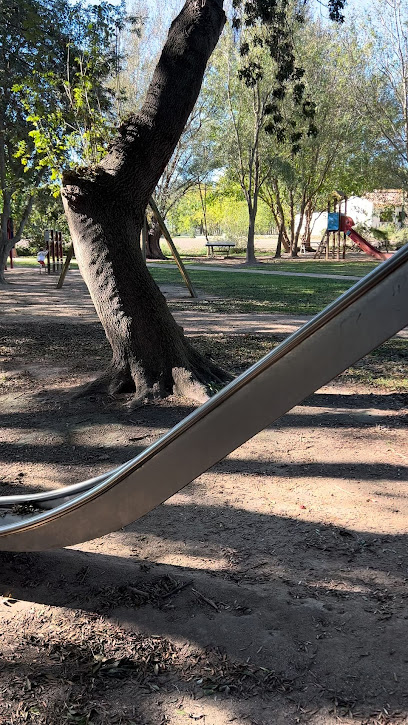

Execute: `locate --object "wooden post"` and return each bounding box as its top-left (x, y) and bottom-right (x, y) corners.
top-left (326, 199), bottom-right (330, 260)
top-left (50, 229), bottom-right (56, 272)
top-left (56, 231), bottom-right (62, 270)
top-left (148, 197), bottom-right (198, 299)
top-left (45, 230), bottom-right (51, 274)
top-left (57, 203), bottom-right (198, 299)
top-left (342, 197), bottom-right (347, 259)
top-left (56, 243), bottom-right (74, 289)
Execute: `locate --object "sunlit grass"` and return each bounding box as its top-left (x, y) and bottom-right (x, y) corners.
top-left (150, 265), bottom-right (352, 316)
top-left (12, 256), bottom-right (79, 269)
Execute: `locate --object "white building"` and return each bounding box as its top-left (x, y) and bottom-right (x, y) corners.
top-left (296, 191), bottom-right (404, 239)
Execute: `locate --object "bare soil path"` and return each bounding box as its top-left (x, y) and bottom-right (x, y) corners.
top-left (0, 269), bottom-right (407, 725)
top-left (2, 268), bottom-right (407, 338)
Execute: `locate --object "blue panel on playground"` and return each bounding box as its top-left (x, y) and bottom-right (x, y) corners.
top-left (327, 212), bottom-right (340, 231)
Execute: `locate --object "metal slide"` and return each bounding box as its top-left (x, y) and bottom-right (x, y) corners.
top-left (1, 244), bottom-right (408, 552)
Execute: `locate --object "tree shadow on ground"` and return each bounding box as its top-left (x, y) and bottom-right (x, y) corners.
top-left (1, 500), bottom-right (408, 723)
top-left (0, 389), bottom-right (406, 476)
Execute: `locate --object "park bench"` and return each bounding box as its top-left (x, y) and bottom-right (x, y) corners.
top-left (205, 241), bottom-right (236, 256)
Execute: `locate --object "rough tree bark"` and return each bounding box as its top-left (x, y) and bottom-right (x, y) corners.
top-left (301, 200), bottom-right (315, 250)
top-left (246, 201), bottom-right (257, 264)
top-left (259, 180), bottom-right (291, 255)
top-left (146, 217), bottom-right (166, 260)
top-left (274, 228), bottom-right (283, 258)
top-left (62, 0), bottom-right (229, 402)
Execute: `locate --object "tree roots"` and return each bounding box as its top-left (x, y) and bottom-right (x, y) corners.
top-left (79, 353), bottom-right (232, 405)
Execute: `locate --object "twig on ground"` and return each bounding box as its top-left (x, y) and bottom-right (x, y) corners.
top-left (191, 588), bottom-right (220, 612)
top-left (160, 579), bottom-right (194, 600)
top-left (128, 586), bottom-right (149, 599)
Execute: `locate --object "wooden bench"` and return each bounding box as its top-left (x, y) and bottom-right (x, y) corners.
top-left (205, 242), bottom-right (236, 256)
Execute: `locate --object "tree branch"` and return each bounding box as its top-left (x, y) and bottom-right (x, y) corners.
top-left (12, 194), bottom-right (35, 245)
top-left (100, 0), bottom-right (225, 205)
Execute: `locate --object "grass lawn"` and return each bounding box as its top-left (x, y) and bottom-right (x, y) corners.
top-left (13, 254), bottom-right (378, 280)
top-left (192, 334), bottom-right (408, 392)
top-left (150, 265), bottom-right (353, 315)
top-left (243, 259), bottom-right (379, 277)
top-left (6, 260), bottom-right (407, 392)
top-left (12, 256), bottom-right (79, 269)
top-left (151, 257), bottom-right (380, 278)
top-left (13, 255), bottom-right (382, 319)
top-left (156, 255), bottom-right (380, 278)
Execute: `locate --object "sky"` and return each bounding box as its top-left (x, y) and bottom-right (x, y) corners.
top-left (86, 0), bottom-right (371, 24)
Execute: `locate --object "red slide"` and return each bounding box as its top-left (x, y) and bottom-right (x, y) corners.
top-left (340, 215), bottom-right (392, 261)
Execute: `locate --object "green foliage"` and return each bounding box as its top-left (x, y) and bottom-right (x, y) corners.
top-left (22, 192), bottom-right (70, 249)
top-left (6, 0), bottom-right (127, 182)
top-left (379, 206), bottom-right (394, 223)
top-left (230, 1), bottom-right (347, 153)
top-left (369, 227), bottom-right (390, 242)
top-left (169, 12), bottom-right (398, 254)
top-left (167, 180), bottom-right (274, 241)
top-left (15, 244), bottom-right (37, 256)
top-left (257, 19), bottom-right (398, 251)
top-left (353, 223), bottom-right (390, 245)
top-left (0, 0), bottom-right (131, 255)
top-left (392, 227), bottom-right (408, 249)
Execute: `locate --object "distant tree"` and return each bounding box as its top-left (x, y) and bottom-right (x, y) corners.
top-left (22, 194), bottom-right (70, 251)
top-left (260, 20), bottom-right (396, 256)
top-left (347, 0), bottom-right (408, 188)
top-left (204, 0), bottom-right (349, 263)
top-left (0, 0), bottom-right (124, 283)
top-left (144, 107), bottom-right (216, 259)
top-left (209, 22), bottom-right (318, 263)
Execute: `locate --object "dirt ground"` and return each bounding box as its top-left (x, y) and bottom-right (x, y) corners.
top-left (0, 269), bottom-right (407, 725)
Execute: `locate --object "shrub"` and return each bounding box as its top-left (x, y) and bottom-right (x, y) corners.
top-left (392, 227), bottom-right (408, 249)
top-left (15, 244), bottom-right (38, 256)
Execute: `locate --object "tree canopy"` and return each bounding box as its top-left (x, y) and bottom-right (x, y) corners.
top-left (0, 0), bottom-right (126, 279)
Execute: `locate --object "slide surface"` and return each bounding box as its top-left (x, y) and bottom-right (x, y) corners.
top-left (347, 228), bottom-right (392, 261)
top-left (340, 215), bottom-right (392, 261)
top-left (1, 243), bottom-right (408, 552)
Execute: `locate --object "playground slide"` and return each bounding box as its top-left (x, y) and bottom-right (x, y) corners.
top-left (1, 243), bottom-right (408, 552)
top-left (340, 215), bottom-right (392, 261)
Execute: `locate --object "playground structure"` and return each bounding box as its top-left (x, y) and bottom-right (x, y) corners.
top-left (0, 241), bottom-right (407, 552)
top-left (44, 230), bottom-right (64, 273)
top-left (314, 192), bottom-right (392, 261)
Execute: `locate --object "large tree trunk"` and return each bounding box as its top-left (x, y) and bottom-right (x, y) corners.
top-left (274, 228), bottom-right (283, 259)
top-left (301, 200), bottom-right (314, 250)
top-left (62, 0), bottom-right (228, 402)
top-left (246, 209), bottom-right (257, 264)
top-left (246, 190), bottom-right (259, 264)
top-left (146, 217), bottom-right (166, 260)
